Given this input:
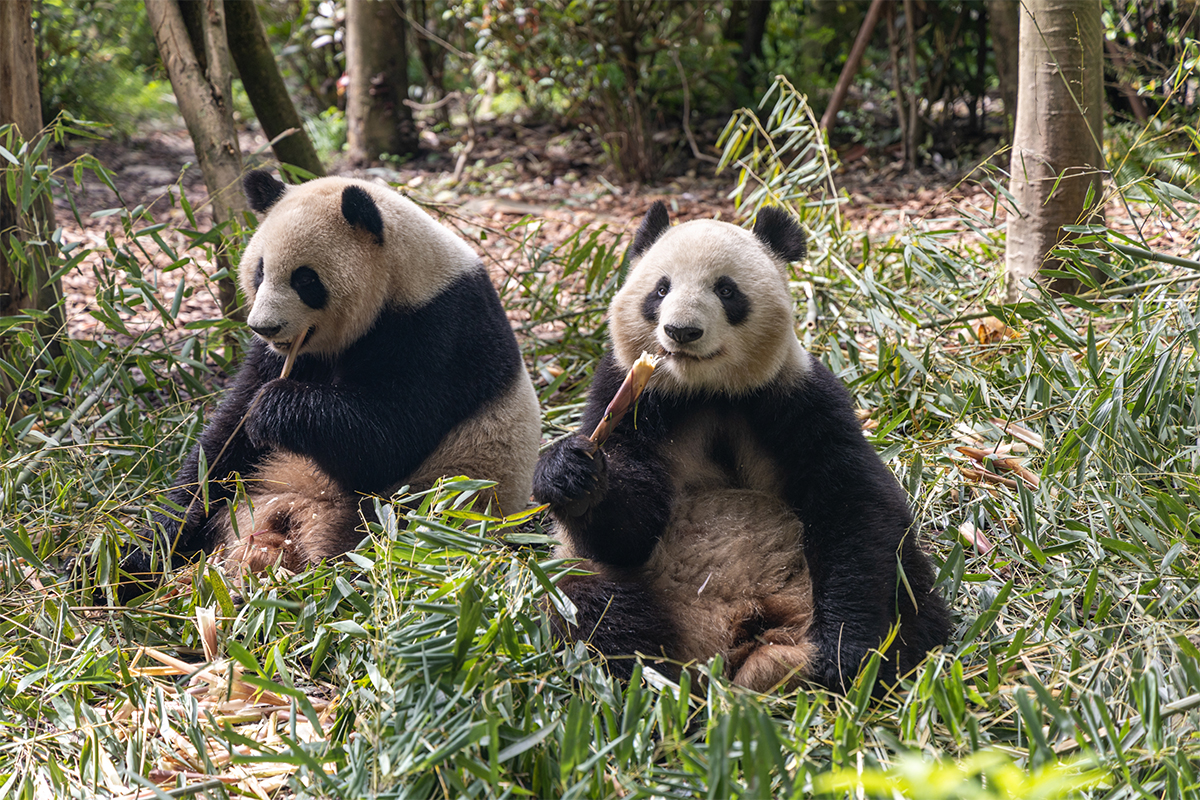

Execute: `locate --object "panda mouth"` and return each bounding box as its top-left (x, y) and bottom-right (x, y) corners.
top-left (660, 346), bottom-right (723, 362)
top-left (271, 327), bottom-right (315, 354)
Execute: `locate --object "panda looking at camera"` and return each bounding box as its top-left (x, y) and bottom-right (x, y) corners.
top-left (533, 202), bottom-right (950, 692)
top-left (118, 171), bottom-right (540, 593)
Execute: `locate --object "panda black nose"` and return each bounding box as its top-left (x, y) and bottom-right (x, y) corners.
top-left (664, 324), bottom-right (704, 344)
top-left (251, 323), bottom-right (283, 338)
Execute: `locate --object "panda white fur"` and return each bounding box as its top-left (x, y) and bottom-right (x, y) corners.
top-left (532, 202), bottom-right (950, 692)
top-left (120, 171), bottom-right (541, 592)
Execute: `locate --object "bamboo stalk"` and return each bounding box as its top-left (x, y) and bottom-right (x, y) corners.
top-left (280, 328), bottom-right (307, 378)
top-left (957, 445), bottom-right (1040, 488)
top-left (588, 352), bottom-right (660, 447)
top-left (957, 462), bottom-right (1021, 490)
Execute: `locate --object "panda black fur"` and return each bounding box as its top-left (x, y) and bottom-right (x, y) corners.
top-left (120, 171), bottom-right (541, 591)
top-left (532, 202), bottom-right (950, 693)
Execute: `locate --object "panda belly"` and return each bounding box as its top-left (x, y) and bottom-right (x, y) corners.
top-left (642, 489), bottom-right (814, 687)
top-left (213, 453), bottom-right (365, 575)
top-left (646, 409), bottom-right (815, 690)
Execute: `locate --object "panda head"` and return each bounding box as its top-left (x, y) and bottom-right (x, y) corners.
top-left (610, 202), bottom-right (807, 396)
top-left (238, 170), bottom-right (477, 358)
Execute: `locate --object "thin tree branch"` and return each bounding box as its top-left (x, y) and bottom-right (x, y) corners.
top-left (1107, 242), bottom-right (1200, 272)
top-left (669, 49), bottom-right (718, 164)
top-left (820, 0), bottom-right (885, 131)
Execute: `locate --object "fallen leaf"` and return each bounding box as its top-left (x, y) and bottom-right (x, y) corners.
top-left (976, 316), bottom-right (1017, 344)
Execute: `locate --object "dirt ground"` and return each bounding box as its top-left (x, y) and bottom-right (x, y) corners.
top-left (48, 121), bottom-right (1179, 347)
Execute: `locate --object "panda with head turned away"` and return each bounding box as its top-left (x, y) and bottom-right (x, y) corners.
top-left (118, 170), bottom-right (541, 597)
top-left (532, 202), bottom-right (950, 693)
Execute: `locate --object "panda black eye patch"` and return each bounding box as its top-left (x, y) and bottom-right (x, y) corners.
top-left (714, 276), bottom-right (750, 325)
top-left (290, 266), bottom-right (328, 309)
top-left (253, 258), bottom-right (264, 290)
top-left (642, 276), bottom-right (670, 322)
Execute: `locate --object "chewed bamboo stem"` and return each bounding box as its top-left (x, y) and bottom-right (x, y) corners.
top-left (280, 328), bottom-right (307, 379)
top-left (588, 351), bottom-right (661, 447)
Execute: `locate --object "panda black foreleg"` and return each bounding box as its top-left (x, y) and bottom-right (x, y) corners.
top-left (245, 378), bottom-right (450, 495)
top-left (801, 509), bottom-right (950, 693)
top-left (117, 355), bottom-right (272, 597)
top-left (533, 435), bottom-right (672, 569)
top-left (550, 571), bottom-right (679, 682)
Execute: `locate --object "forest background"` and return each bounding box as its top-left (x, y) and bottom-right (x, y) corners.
top-left (2, 1), bottom-right (1200, 798)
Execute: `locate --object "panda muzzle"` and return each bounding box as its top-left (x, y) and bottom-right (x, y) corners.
top-left (250, 322), bottom-right (284, 339)
top-left (664, 324), bottom-right (704, 344)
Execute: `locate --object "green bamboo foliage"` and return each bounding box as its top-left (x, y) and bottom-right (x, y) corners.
top-left (716, 75), bottom-right (848, 275)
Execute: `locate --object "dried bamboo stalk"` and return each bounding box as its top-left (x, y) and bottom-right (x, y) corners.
top-left (957, 462), bottom-right (1021, 490)
top-left (958, 521), bottom-right (993, 555)
top-left (989, 417), bottom-right (1045, 450)
top-left (197, 605), bottom-right (219, 662)
top-left (956, 445), bottom-right (1040, 488)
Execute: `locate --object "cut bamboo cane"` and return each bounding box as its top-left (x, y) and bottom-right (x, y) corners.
top-left (588, 352), bottom-right (660, 447)
top-left (280, 328), bottom-right (307, 378)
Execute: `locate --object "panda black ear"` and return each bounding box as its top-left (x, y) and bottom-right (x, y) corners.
top-left (752, 206), bottom-right (807, 263)
top-left (341, 185), bottom-right (384, 245)
top-left (243, 170), bottom-right (287, 213)
top-left (628, 201), bottom-right (671, 260)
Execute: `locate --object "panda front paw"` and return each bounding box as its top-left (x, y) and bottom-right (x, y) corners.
top-left (73, 545), bottom-right (160, 605)
top-left (532, 434), bottom-right (608, 517)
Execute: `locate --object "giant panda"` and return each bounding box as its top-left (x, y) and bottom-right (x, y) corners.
top-left (532, 202), bottom-right (950, 693)
top-left (118, 171), bottom-right (541, 592)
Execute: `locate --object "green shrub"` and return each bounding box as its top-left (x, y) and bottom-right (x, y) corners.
top-left (33, 0), bottom-right (174, 135)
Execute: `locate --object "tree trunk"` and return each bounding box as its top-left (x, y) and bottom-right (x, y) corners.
top-left (411, 0), bottom-right (449, 123)
top-left (742, 1), bottom-right (770, 58)
top-left (178, 0), bottom-right (209, 72)
top-left (885, 4), bottom-right (910, 163)
top-left (1103, 38), bottom-right (1149, 123)
top-left (146, 0), bottom-right (247, 320)
top-left (723, 0), bottom-right (747, 44)
top-left (0, 0), bottom-right (64, 353)
top-left (1004, 0), bottom-right (1104, 301)
top-left (901, 0), bottom-right (921, 169)
top-left (988, 0), bottom-right (1020, 140)
top-left (225, 0), bottom-right (325, 178)
top-left (971, 4), bottom-right (988, 132)
top-left (345, 0), bottom-right (417, 165)
top-left (724, 0), bottom-right (772, 90)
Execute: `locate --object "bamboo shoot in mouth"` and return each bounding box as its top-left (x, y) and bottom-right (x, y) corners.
top-left (280, 328), bottom-right (308, 379)
top-left (588, 351), bottom-right (661, 447)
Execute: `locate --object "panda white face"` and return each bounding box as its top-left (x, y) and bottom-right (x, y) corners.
top-left (238, 173), bottom-right (480, 358)
top-left (610, 210), bottom-right (808, 396)
top-left (245, 257), bottom-right (328, 355)
top-left (241, 196), bottom-right (381, 358)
